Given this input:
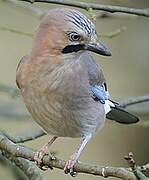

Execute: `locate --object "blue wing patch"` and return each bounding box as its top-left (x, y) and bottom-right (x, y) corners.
top-left (90, 85), bottom-right (109, 104)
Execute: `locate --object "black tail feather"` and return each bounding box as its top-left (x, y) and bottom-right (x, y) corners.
top-left (106, 106), bottom-right (139, 124)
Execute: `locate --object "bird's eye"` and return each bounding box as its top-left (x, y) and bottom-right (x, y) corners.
top-left (69, 32), bottom-right (81, 41)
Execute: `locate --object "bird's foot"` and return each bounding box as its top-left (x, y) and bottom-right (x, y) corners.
top-left (64, 154), bottom-right (78, 177)
top-left (34, 144), bottom-right (53, 170)
top-left (34, 136), bottom-right (57, 170)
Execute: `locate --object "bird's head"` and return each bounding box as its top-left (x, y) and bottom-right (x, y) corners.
top-left (32, 8), bottom-right (111, 58)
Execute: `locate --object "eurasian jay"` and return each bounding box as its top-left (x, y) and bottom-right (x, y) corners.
top-left (16, 8), bottom-right (139, 175)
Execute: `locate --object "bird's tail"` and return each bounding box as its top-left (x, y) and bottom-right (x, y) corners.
top-left (104, 100), bottom-right (139, 124)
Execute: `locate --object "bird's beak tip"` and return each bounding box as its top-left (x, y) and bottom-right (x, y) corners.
top-left (85, 41), bottom-right (112, 57)
top-left (104, 49), bottom-right (112, 56)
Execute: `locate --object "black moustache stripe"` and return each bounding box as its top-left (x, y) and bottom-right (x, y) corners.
top-left (62, 44), bottom-right (85, 54)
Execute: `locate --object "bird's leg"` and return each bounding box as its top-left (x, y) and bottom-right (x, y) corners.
top-left (34, 136), bottom-right (57, 170)
top-left (64, 134), bottom-right (92, 176)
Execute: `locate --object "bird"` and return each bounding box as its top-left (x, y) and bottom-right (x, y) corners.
top-left (16, 8), bottom-right (139, 175)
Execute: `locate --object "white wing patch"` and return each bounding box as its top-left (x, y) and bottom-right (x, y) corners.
top-left (104, 100), bottom-right (115, 114)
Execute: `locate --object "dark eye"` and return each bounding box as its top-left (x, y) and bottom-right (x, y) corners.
top-left (69, 32), bottom-right (81, 41)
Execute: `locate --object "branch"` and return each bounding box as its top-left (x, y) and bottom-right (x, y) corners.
top-left (100, 27), bottom-right (126, 38)
top-left (124, 152), bottom-right (149, 180)
top-left (119, 95), bottom-right (149, 108)
top-left (0, 133), bottom-right (138, 180)
top-left (0, 26), bottom-right (33, 38)
top-left (96, 11), bottom-right (138, 19)
top-left (14, 157), bottom-right (44, 180)
top-left (0, 84), bottom-right (20, 98)
top-left (6, 0), bottom-right (45, 18)
top-left (3, 152), bottom-right (44, 180)
top-left (19, 0), bottom-right (149, 17)
top-left (2, 129), bottom-right (45, 143)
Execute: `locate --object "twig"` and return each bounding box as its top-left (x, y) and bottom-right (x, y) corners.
top-left (124, 152), bottom-right (149, 180)
top-left (100, 27), bottom-right (126, 38)
top-left (119, 95), bottom-right (149, 108)
top-left (0, 133), bottom-right (138, 180)
top-left (96, 11), bottom-right (138, 19)
top-left (19, 0), bottom-right (149, 17)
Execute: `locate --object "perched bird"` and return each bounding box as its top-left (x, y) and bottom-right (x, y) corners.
top-left (16, 8), bottom-right (139, 175)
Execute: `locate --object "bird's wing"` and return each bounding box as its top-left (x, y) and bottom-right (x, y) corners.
top-left (81, 52), bottom-right (106, 86)
top-left (82, 52), bottom-right (139, 124)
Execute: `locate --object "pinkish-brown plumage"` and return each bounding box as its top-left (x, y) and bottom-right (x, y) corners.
top-left (16, 8), bottom-right (111, 174)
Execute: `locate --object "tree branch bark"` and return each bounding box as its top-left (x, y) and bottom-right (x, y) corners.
top-left (13, 157), bottom-right (44, 180)
top-left (19, 0), bottom-right (149, 17)
top-left (3, 152), bottom-right (44, 180)
top-left (0, 133), bottom-right (139, 180)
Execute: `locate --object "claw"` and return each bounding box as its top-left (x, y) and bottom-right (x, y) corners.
top-left (64, 156), bottom-right (78, 177)
top-left (70, 171), bottom-right (78, 177)
top-left (34, 148), bottom-right (50, 170)
top-left (34, 150), bottom-right (54, 170)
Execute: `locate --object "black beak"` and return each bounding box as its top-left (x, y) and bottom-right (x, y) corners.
top-left (84, 41), bottom-right (112, 56)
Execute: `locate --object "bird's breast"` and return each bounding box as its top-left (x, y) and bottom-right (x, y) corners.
top-left (21, 59), bottom-right (105, 137)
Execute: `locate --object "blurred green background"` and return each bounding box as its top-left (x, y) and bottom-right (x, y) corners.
top-left (0, 0), bottom-right (149, 179)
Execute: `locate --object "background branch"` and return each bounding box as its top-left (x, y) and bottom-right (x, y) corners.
top-left (120, 95), bottom-right (149, 108)
top-left (5, 0), bottom-right (45, 18)
top-left (0, 84), bottom-right (20, 98)
top-left (19, 0), bottom-right (149, 17)
top-left (2, 129), bottom-right (45, 143)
